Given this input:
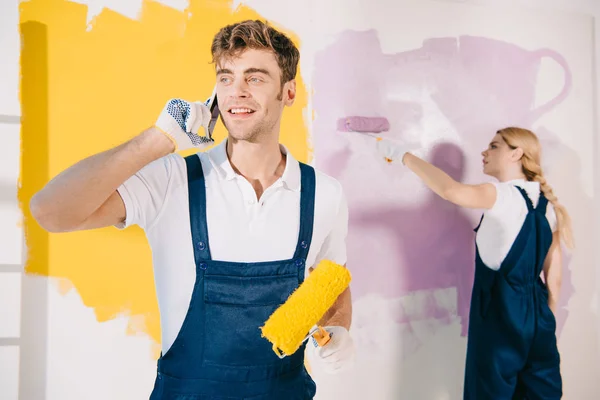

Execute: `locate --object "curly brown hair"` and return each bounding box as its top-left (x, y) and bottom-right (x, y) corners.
top-left (211, 20), bottom-right (300, 87)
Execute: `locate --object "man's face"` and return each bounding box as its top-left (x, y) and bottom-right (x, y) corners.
top-left (216, 49), bottom-right (296, 142)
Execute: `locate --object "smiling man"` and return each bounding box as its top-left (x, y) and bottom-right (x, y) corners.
top-left (29, 20), bottom-right (353, 399)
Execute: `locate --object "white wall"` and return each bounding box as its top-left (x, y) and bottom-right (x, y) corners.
top-left (0, 0), bottom-right (598, 399)
top-left (0, 0), bottom-right (25, 399)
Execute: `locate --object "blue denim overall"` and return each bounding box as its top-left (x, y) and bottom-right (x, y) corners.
top-left (464, 187), bottom-right (561, 399)
top-left (149, 154), bottom-right (317, 399)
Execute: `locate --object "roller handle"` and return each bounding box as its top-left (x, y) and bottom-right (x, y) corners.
top-left (312, 326), bottom-right (331, 347)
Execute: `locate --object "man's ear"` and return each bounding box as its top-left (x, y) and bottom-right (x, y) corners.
top-left (283, 79), bottom-right (296, 106)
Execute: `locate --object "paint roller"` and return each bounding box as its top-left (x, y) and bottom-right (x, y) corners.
top-left (260, 260), bottom-right (351, 358)
top-left (337, 116), bottom-right (390, 133)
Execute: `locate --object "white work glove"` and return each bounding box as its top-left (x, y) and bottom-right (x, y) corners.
top-left (345, 132), bottom-right (423, 165)
top-left (155, 98), bottom-right (215, 152)
top-left (310, 326), bottom-right (355, 374)
top-left (373, 136), bottom-right (423, 165)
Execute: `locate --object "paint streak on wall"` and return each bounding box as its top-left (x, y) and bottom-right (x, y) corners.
top-left (311, 30), bottom-right (573, 340)
top-left (19, 0), bottom-right (309, 352)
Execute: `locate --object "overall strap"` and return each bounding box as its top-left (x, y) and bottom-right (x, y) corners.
top-left (536, 193), bottom-right (549, 214)
top-left (185, 154), bottom-right (212, 263)
top-left (474, 214), bottom-right (484, 232)
top-left (292, 163), bottom-right (316, 280)
top-left (514, 186), bottom-right (534, 212)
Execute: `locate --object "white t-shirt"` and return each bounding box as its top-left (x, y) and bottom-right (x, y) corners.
top-left (116, 140), bottom-right (348, 354)
top-left (475, 179), bottom-right (557, 270)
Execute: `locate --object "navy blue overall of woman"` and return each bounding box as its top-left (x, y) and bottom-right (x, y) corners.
top-left (464, 187), bottom-right (561, 400)
top-left (149, 154), bottom-right (317, 399)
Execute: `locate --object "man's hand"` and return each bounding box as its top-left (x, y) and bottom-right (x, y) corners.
top-left (155, 98), bottom-right (215, 152)
top-left (310, 326), bottom-right (355, 374)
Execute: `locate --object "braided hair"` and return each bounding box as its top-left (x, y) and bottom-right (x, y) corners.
top-left (497, 127), bottom-right (574, 249)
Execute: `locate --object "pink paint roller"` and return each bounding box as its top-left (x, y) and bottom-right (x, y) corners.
top-left (337, 116), bottom-right (390, 133)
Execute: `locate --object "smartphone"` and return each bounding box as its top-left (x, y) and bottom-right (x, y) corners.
top-left (205, 86), bottom-right (220, 138)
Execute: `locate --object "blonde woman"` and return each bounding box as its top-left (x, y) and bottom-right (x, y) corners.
top-left (373, 127), bottom-right (573, 399)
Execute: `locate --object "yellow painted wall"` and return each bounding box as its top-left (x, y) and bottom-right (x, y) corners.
top-left (19, 0), bottom-right (309, 356)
